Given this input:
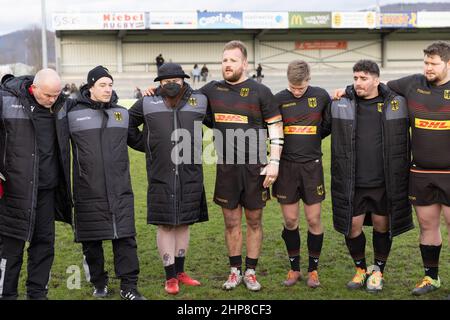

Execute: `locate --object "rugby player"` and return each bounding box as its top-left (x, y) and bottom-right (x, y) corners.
top-left (386, 41), bottom-right (450, 296)
top-left (273, 60), bottom-right (330, 288)
top-left (200, 41), bottom-right (283, 291)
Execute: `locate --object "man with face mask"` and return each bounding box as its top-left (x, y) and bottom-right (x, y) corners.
top-left (57, 65), bottom-right (146, 300)
top-left (322, 60), bottom-right (413, 293)
top-left (0, 69), bottom-right (72, 300)
top-left (143, 42), bottom-right (283, 292)
top-left (386, 41), bottom-right (450, 296)
top-left (128, 63), bottom-right (208, 295)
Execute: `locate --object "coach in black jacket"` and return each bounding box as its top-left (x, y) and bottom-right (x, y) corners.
top-left (128, 63), bottom-right (208, 295)
top-left (0, 70), bottom-right (72, 300)
top-left (57, 66), bottom-right (145, 300)
top-left (322, 60), bottom-right (413, 292)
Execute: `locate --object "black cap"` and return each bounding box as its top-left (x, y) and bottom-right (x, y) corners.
top-left (1, 74), bottom-right (14, 85)
top-left (154, 63), bottom-right (190, 82)
top-left (87, 65), bottom-right (113, 87)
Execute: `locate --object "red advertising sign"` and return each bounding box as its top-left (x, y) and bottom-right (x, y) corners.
top-left (102, 12), bottom-right (145, 29)
top-left (295, 40), bottom-right (348, 50)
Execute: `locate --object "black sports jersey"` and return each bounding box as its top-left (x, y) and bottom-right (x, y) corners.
top-left (201, 79), bottom-right (280, 164)
top-left (275, 86), bottom-right (331, 163)
top-left (388, 74), bottom-right (450, 169)
top-left (355, 95), bottom-right (385, 187)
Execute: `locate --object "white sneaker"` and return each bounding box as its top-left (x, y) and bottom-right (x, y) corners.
top-left (243, 269), bottom-right (261, 291)
top-left (222, 267), bottom-right (242, 290)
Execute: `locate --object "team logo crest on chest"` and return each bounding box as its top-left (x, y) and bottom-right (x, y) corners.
top-left (188, 97), bottom-right (198, 107)
top-left (240, 88), bottom-right (250, 97)
top-left (391, 100), bottom-right (399, 111)
top-left (377, 103), bottom-right (384, 113)
top-left (308, 97), bottom-right (317, 108)
top-left (444, 90), bottom-right (450, 100)
top-left (114, 111), bottom-right (123, 121)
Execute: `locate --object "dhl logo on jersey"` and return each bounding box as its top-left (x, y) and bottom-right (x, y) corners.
top-left (284, 125), bottom-right (317, 135)
top-left (215, 113), bottom-right (248, 124)
top-left (282, 102), bottom-right (296, 108)
top-left (415, 118), bottom-right (450, 130)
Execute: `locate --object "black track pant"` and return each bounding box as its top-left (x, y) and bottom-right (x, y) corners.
top-left (82, 236), bottom-right (140, 290)
top-left (0, 188), bottom-right (55, 299)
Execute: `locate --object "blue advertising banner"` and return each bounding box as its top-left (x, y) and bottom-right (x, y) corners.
top-left (197, 11), bottom-right (243, 29)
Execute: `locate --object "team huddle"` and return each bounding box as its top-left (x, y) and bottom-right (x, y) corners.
top-left (0, 40), bottom-right (449, 300)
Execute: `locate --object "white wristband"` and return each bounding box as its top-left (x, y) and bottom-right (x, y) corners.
top-left (269, 159), bottom-right (280, 166)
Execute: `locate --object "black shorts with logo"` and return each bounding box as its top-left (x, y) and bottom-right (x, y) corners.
top-left (409, 167), bottom-right (450, 206)
top-left (272, 158), bottom-right (325, 205)
top-left (353, 187), bottom-right (388, 217)
top-left (214, 164), bottom-right (270, 210)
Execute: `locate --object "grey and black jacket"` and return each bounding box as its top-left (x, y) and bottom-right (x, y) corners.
top-left (57, 85), bottom-right (135, 242)
top-left (128, 84), bottom-right (208, 226)
top-left (322, 83), bottom-right (413, 238)
top-left (0, 76), bottom-right (72, 242)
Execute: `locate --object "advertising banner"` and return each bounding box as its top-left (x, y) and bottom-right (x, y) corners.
top-left (52, 13), bottom-right (103, 30)
top-left (149, 12), bottom-right (197, 29)
top-left (52, 12), bottom-right (145, 30)
top-left (295, 40), bottom-right (348, 50)
top-left (289, 12), bottom-right (332, 28)
top-left (243, 12), bottom-right (288, 29)
top-left (379, 12), bottom-right (417, 28)
top-left (197, 11), bottom-right (243, 29)
top-left (102, 12), bottom-right (145, 29)
top-left (417, 11), bottom-right (450, 28)
top-left (332, 12), bottom-right (377, 29)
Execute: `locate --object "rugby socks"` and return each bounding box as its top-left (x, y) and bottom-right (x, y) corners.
top-left (372, 230), bottom-right (392, 273)
top-left (229, 255), bottom-right (242, 274)
top-left (420, 244), bottom-right (441, 280)
top-left (245, 257), bottom-right (258, 272)
top-left (307, 231), bottom-right (324, 272)
top-left (281, 226), bottom-right (301, 271)
top-left (164, 264), bottom-right (177, 280)
top-left (345, 231), bottom-right (367, 270)
top-left (175, 256), bottom-right (185, 274)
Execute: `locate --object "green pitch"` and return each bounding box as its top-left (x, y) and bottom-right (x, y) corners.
top-left (16, 100), bottom-right (449, 300)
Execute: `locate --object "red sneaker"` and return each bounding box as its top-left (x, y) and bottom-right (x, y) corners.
top-left (165, 278), bottom-right (179, 295)
top-left (177, 272), bottom-right (201, 286)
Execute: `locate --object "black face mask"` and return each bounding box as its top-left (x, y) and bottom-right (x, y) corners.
top-left (162, 83), bottom-right (182, 97)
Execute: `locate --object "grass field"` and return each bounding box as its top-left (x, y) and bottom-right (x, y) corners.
top-left (16, 101), bottom-right (450, 301)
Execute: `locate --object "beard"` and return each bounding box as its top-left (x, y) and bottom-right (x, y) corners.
top-left (425, 69), bottom-right (448, 84)
top-left (425, 73), bottom-right (439, 84)
top-left (355, 88), bottom-right (367, 97)
top-left (223, 67), bottom-right (244, 82)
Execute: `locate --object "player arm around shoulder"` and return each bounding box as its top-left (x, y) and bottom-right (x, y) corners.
top-left (127, 97), bottom-right (146, 152)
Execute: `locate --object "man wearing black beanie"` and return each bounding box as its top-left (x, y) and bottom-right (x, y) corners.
top-left (57, 65), bottom-right (146, 300)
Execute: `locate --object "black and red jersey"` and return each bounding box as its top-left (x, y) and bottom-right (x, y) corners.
top-left (201, 79), bottom-right (280, 164)
top-left (388, 74), bottom-right (450, 169)
top-left (275, 86), bottom-right (331, 163)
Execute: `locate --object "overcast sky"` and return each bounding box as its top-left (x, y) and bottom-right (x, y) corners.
top-left (0, 0), bottom-right (445, 35)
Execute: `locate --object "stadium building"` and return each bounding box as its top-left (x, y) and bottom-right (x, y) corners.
top-left (52, 10), bottom-right (450, 97)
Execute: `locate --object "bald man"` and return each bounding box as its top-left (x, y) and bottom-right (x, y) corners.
top-left (0, 69), bottom-right (72, 300)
